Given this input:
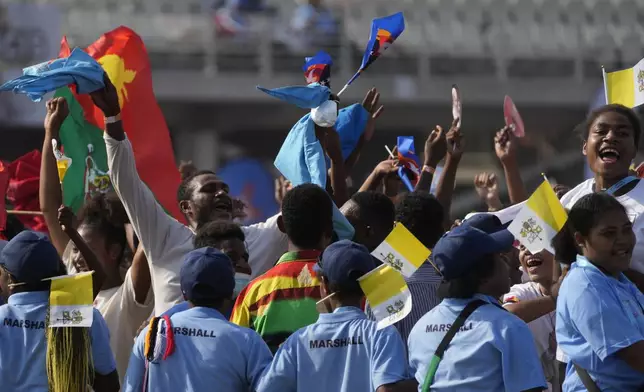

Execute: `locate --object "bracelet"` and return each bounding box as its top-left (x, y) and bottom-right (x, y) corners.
top-left (422, 165), bottom-right (436, 174)
top-left (105, 113), bottom-right (121, 124)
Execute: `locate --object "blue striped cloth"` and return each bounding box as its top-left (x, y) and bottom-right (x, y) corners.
top-left (365, 261), bottom-right (442, 344)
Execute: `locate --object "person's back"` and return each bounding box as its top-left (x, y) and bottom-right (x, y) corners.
top-left (0, 294), bottom-right (114, 391)
top-left (409, 294), bottom-right (537, 391)
top-left (0, 231), bottom-right (117, 392)
top-left (407, 222), bottom-right (546, 392)
top-left (123, 247), bottom-right (272, 392)
top-left (258, 241), bottom-right (412, 392)
top-left (129, 306), bottom-right (270, 391)
top-left (231, 184), bottom-right (334, 351)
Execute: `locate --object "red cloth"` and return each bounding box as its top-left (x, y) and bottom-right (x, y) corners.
top-left (6, 150), bottom-right (47, 232)
top-left (0, 161), bottom-right (8, 231)
top-left (59, 28), bottom-right (184, 223)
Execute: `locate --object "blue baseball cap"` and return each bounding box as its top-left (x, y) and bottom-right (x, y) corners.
top-left (431, 224), bottom-right (514, 281)
top-left (0, 231), bottom-right (61, 284)
top-left (462, 213), bottom-right (510, 232)
top-left (180, 247), bottom-right (235, 302)
top-left (314, 240), bottom-right (375, 291)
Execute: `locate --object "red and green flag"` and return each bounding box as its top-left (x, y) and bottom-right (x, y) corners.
top-left (57, 26), bottom-right (183, 221)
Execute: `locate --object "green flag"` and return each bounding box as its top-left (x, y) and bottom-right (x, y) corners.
top-left (54, 87), bottom-right (112, 213)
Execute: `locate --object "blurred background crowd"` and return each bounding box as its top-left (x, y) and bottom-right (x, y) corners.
top-left (1, 0), bottom-right (644, 222)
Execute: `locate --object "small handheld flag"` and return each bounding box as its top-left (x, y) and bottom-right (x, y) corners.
top-left (603, 59), bottom-right (644, 108)
top-left (337, 12), bottom-right (405, 96)
top-left (51, 139), bottom-right (72, 184)
top-left (359, 264), bottom-right (412, 330)
top-left (303, 51), bottom-right (333, 87)
top-left (371, 222), bottom-right (431, 277)
top-left (397, 136), bottom-right (421, 192)
top-left (48, 271), bottom-right (94, 328)
top-left (507, 180), bottom-right (568, 254)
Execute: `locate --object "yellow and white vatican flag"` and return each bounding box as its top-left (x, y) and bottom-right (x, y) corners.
top-left (371, 223), bottom-right (431, 278)
top-left (359, 264), bottom-right (412, 330)
top-left (603, 58), bottom-right (644, 108)
top-left (507, 180), bottom-right (568, 254)
top-left (48, 271), bottom-right (93, 328)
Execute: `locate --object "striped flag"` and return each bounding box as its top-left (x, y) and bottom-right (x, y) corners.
top-left (371, 222), bottom-right (430, 277)
top-left (359, 264), bottom-right (412, 330)
top-left (507, 180), bottom-right (568, 254)
top-left (48, 272), bottom-right (94, 328)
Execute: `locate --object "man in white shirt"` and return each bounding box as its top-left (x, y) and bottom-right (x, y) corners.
top-left (91, 76), bottom-right (288, 315)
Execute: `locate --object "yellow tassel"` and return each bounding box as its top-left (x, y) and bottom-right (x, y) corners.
top-left (45, 309), bottom-right (94, 392)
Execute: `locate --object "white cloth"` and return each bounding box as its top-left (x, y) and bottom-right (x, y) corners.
top-left (560, 178), bottom-right (644, 273)
top-left (104, 133), bottom-right (288, 315)
top-left (94, 269), bottom-right (153, 388)
top-left (503, 282), bottom-right (558, 392)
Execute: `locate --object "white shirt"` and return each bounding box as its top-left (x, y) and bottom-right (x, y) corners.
top-left (560, 178), bottom-right (644, 273)
top-left (62, 243), bottom-right (154, 388)
top-left (503, 282), bottom-right (558, 392)
top-left (94, 269), bottom-right (153, 388)
top-left (104, 133), bottom-right (288, 315)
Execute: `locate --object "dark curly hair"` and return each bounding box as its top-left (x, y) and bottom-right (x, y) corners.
top-left (281, 184), bottom-right (333, 249)
top-left (395, 191), bottom-right (445, 248)
top-left (194, 220), bottom-right (245, 249)
top-left (77, 192), bottom-right (129, 258)
top-left (552, 193), bottom-right (627, 265)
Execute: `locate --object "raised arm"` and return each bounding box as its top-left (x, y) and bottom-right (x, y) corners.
top-left (40, 97), bottom-right (70, 256)
top-left (89, 74), bottom-right (180, 263)
top-left (435, 119), bottom-right (463, 228)
top-left (343, 88), bottom-right (385, 175)
top-left (58, 206), bottom-right (105, 298)
top-left (415, 125), bottom-right (447, 193)
top-left (129, 244), bottom-right (152, 305)
top-left (494, 126), bottom-right (528, 205)
top-left (322, 126), bottom-right (349, 207)
top-left (358, 160), bottom-right (401, 193)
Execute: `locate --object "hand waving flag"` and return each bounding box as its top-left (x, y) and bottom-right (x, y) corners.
top-left (338, 12), bottom-right (405, 96)
top-left (397, 136), bottom-right (421, 192)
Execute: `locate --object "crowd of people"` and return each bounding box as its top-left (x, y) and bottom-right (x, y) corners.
top-left (0, 70), bottom-right (643, 392)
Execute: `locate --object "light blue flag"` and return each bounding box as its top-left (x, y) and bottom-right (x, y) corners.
top-left (0, 48), bottom-right (105, 102)
top-left (264, 84), bottom-right (355, 240)
top-left (256, 83), bottom-right (330, 109)
top-left (336, 104), bottom-right (370, 160)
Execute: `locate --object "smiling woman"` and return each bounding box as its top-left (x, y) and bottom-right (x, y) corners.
top-left (559, 104), bottom-right (644, 280)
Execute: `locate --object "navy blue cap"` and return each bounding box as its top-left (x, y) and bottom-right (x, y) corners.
top-left (431, 224), bottom-right (514, 281)
top-left (314, 240), bottom-right (375, 291)
top-left (463, 213), bottom-right (510, 232)
top-left (0, 231), bottom-right (61, 284)
top-left (180, 247), bottom-right (235, 302)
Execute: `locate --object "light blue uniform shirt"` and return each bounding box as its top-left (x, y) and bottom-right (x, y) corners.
top-left (124, 306), bottom-right (272, 392)
top-left (556, 255), bottom-right (644, 391)
top-left (408, 294), bottom-right (547, 392)
top-left (0, 291), bottom-right (116, 391)
top-left (257, 306), bottom-right (409, 392)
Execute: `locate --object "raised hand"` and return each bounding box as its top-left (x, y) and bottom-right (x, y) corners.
top-left (474, 172), bottom-right (502, 210)
top-left (44, 97), bottom-right (69, 137)
top-left (361, 87), bottom-right (385, 142)
top-left (374, 159), bottom-right (401, 177)
top-left (494, 126), bottom-right (517, 164)
top-left (57, 205), bottom-right (76, 232)
top-left (89, 72), bottom-right (120, 117)
top-left (424, 125), bottom-right (447, 167)
top-left (446, 118), bottom-right (464, 161)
